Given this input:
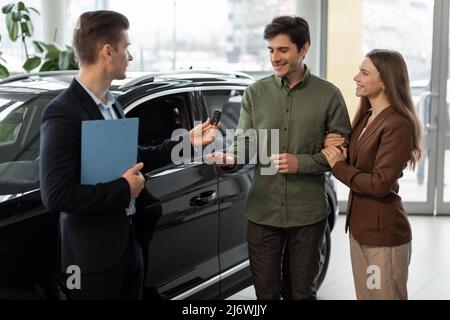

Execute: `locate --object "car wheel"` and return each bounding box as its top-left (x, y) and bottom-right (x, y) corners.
top-left (316, 223), bottom-right (331, 289)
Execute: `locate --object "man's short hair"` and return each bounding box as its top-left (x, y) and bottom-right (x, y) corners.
top-left (263, 16), bottom-right (310, 51)
top-left (73, 10), bottom-right (129, 65)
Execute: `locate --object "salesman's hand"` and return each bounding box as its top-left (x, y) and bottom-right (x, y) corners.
top-left (122, 162), bottom-right (145, 198)
top-left (189, 118), bottom-right (221, 147)
top-left (271, 153), bottom-right (299, 174)
top-left (324, 132), bottom-right (345, 148)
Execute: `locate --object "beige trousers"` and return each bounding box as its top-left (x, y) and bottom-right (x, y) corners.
top-left (349, 234), bottom-right (412, 300)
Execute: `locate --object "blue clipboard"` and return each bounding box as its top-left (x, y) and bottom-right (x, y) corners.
top-left (81, 118), bottom-right (139, 185)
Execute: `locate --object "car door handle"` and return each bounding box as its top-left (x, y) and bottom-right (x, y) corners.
top-left (189, 191), bottom-right (217, 207)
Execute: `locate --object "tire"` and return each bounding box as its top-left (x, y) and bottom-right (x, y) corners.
top-left (316, 223), bottom-right (331, 289)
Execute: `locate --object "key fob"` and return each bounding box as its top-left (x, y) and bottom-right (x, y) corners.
top-left (210, 109), bottom-right (222, 126)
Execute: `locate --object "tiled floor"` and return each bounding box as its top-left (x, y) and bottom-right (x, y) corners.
top-left (227, 215), bottom-right (450, 300)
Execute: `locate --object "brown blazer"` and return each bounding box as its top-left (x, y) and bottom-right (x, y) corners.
top-left (332, 107), bottom-right (413, 246)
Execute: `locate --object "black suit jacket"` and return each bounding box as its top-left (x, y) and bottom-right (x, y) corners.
top-left (39, 79), bottom-right (178, 274)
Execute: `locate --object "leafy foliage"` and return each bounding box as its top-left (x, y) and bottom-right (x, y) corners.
top-left (1, 1), bottom-right (78, 75)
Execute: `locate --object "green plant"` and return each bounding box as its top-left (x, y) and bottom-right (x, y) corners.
top-left (2, 1), bottom-right (40, 71)
top-left (0, 34), bottom-right (10, 78)
top-left (1, 1), bottom-right (78, 74)
top-left (32, 41), bottom-right (78, 71)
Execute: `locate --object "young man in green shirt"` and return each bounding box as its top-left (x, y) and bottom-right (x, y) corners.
top-left (209, 16), bottom-right (351, 299)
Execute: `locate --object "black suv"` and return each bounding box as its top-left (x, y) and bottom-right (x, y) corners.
top-left (0, 70), bottom-right (338, 300)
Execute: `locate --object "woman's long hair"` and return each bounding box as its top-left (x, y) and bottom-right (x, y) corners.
top-left (353, 49), bottom-right (422, 169)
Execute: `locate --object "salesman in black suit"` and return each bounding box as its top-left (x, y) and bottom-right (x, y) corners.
top-left (39, 10), bottom-right (218, 300)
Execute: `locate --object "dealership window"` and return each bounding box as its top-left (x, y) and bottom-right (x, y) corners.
top-left (103, 0), bottom-right (296, 71)
top-left (1, 0), bottom-right (298, 73)
top-left (62, 0), bottom-right (99, 43)
top-left (327, 0), bottom-right (434, 205)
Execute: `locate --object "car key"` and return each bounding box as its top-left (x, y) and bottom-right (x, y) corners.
top-left (210, 109), bottom-right (222, 126)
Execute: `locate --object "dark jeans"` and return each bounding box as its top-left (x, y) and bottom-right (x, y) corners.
top-left (68, 224), bottom-right (144, 300)
top-left (247, 218), bottom-right (327, 300)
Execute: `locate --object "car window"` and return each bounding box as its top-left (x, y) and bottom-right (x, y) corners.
top-left (126, 93), bottom-right (191, 147)
top-left (202, 89), bottom-right (243, 150)
top-left (0, 101), bottom-right (26, 144)
top-left (0, 95), bottom-right (48, 195)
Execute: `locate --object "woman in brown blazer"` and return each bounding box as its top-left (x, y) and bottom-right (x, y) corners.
top-left (321, 49), bottom-right (422, 300)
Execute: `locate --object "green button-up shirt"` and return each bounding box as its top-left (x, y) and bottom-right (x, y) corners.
top-left (229, 65), bottom-right (351, 228)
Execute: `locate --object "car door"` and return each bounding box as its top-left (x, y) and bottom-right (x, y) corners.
top-left (199, 87), bottom-right (254, 296)
top-left (0, 94), bottom-right (58, 299)
top-left (121, 89), bottom-right (220, 299)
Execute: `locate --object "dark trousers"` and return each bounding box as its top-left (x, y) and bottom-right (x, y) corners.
top-left (247, 218), bottom-right (327, 300)
top-left (68, 224), bottom-right (144, 300)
